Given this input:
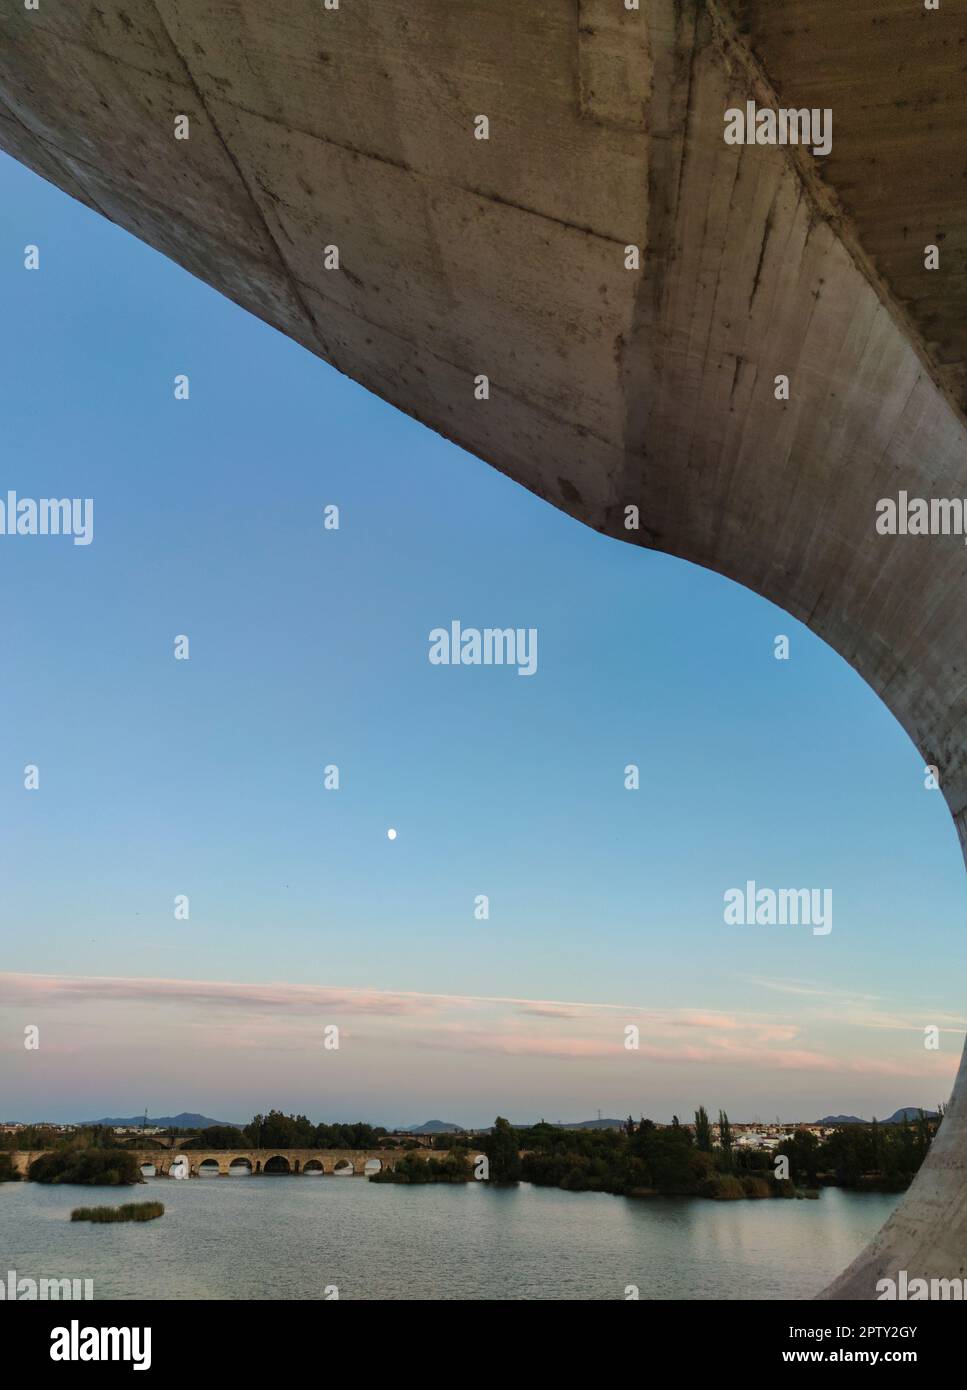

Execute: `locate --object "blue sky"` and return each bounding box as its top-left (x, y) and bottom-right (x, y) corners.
top-left (1, 151), bottom-right (964, 1126)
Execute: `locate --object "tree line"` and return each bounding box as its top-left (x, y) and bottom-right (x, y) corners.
top-left (515, 1107), bottom-right (941, 1199)
top-left (1, 1107), bottom-right (941, 1197)
top-left (193, 1113), bottom-right (390, 1151)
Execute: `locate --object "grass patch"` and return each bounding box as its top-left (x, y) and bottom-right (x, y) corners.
top-left (703, 1174), bottom-right (746, 1201)
top-left (739, 1175), bottom-right (772, 1199)
top-left (71, 1201), bottom-right (164, 1223)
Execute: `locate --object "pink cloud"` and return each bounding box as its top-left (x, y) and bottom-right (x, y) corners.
top-left (2, 973), bottom-right (954, 1092)
top-left (674, 1012), bottom-right (741, 1031)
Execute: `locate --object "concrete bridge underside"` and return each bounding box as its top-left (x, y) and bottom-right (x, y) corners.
top-left (0, 0), bottom-right (965, 1297)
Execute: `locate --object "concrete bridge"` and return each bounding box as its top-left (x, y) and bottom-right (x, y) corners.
top-left (8, 1148), bottom-right (458, 1178)
top-left (1, 1), bottom-right (966, 1297)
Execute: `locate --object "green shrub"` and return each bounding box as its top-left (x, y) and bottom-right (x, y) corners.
top-left (369, 1151), bottom-right (471, 1184)
top-left (29, 1148), bottom-right (141, 1186)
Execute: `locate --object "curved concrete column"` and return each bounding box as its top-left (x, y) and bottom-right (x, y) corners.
top-left (0, 0), bottom-right (964, 1296)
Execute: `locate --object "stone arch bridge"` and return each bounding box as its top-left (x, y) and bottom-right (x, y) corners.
top-left (9, 1148), bottom-right (461, 1178)
top-left (149, 1148), bottom-right (453, 1176)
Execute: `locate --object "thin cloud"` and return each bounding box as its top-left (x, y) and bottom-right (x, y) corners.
top-left (749, 976), bottom-right (883, 1004)
top-left (0, 971), bottom-right (800, 1027)
top-left (2, 972), bottom-right (955, 1087)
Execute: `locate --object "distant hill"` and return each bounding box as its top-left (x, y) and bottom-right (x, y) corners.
top-left (503, 1118), bottom-right (627, 1131)
top-left (86, 1113), bottom-right (235, 1130)
top-left (817, 1108), bottom-right (939, 1126)
top-left (555, 1118), bottom-right (627, 1130)
top-left (400, 1120), bottom-right (464, 1134)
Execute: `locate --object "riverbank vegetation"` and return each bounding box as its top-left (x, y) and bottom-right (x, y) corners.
top-left (1, 1123), bottom-right (142, 1154)
top-left (5, 1106), bottom-right (940, 1201)
top-left (28, 1148), bottom-right (142, 1186)
top-left (514, 1109), bottom-right (939, 1200)
top-left (0, 1150), bottom-right (20, 1184)
top-left (781, 1116), bottom-right (936, 1192)
top-left (370, 1117), bottom-right (523, 1185)
top-left (370, 1152), bottom-right (472, 1183)
top-left (71, 1201), bottom-right (164, 1222)
top-left (3, 1126), bottom-right (144, 1183)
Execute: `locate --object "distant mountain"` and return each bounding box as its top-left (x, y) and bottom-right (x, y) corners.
top-left (503, 1118), bottom-right (627, 1131)
top-left (817, 1108), bottom-right (939, 1126)
top-left (400, 1120), bottom-right (464, 1134)
top-left (86, 1113), bottom-right (235, 1130)
top-left (555, 1118), bottom-right (627, 1130)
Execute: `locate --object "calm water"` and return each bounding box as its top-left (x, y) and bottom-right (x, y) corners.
top-left (1, 1177), bottom-right (898, 1300)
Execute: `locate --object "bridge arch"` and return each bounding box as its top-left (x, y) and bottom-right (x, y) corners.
top-left (197, 1159), bottom-right (220, 1177)
top-left (228, 1157), bottom-right (252, 1176)
top-left (2, 4), bottom-right (965, 1295)
top-left (303, 1159), bottom-right (325, 1175)
top-left (333, 1159), bottom-right (353, 1177)
top-left (263, 1155), bottom-right (291, 1175)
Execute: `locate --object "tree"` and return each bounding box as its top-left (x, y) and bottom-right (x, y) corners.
top-left (694, 1106), bottom-right (712, 1153)
top-left (625, 1120), bottom-right (697, 1194)
top-left (823, 1124), bottom-right (868, 1186)
top-left (784, 1128), bottom-right (820, 1186)
top-left (718, 1110), bottom-right (733, 1167)
top-left (484, 1117), bottom-right (521, 1183)
top-left (244, 1110), bottom-right (314, 1148)
top-left (192, 1125), bottom-right (244, 1150)
top-left (630, 1118), bottom-right (654, 1158)
top-left (915, 1109), bottom-right (932, 1162)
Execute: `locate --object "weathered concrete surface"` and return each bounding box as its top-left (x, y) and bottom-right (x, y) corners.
top-left (720, 0), bottom-right (967, 415)
top-left (0, 0), bottom-right (964, 1297)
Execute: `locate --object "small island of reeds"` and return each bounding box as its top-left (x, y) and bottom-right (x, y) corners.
top-left (71, 1201), bottom-right (164, 1223)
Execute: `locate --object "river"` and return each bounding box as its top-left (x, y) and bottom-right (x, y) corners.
top-left (1, 1177), bottom-right (898, 1300)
